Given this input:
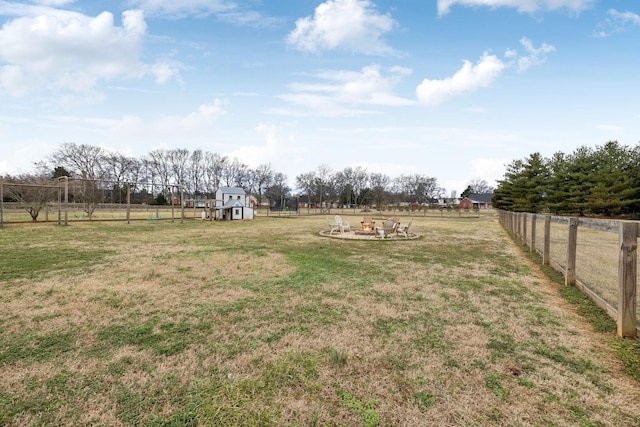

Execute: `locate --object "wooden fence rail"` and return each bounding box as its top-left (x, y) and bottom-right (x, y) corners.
top-left (499, 210), bottom-right (638, 338)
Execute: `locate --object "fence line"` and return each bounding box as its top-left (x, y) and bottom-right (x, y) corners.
top-left (0, 177), bottom-right (185, 227)
top-left (499, 210), bottom-right (638, 338)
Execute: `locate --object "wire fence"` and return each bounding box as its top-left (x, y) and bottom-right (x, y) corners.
top-left (499, 210), bottom-right (638, 338)
top-left (1, 175), bottom-right (491, 226)
top-left (0, 176), bottom-right (186, 227)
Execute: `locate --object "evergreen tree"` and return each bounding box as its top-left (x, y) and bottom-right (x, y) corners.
top-left (585, 141), bottom-right (639, 216)
top-left (545, 152), bottom-right (569, 214)
top-left (513, 153), bottom-right (549, 213)
top-left (557, 146), bottom-right (595, 216)
top-left (460, 185), bottom-right (473, 199)
top-left (492, 159), bottom-right (523, 211)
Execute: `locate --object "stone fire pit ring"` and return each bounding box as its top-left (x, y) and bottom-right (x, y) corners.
top-left (319, 230), bottom-right (419, 240)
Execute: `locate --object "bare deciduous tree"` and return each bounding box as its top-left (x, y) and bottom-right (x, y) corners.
top-left (369, 172), bottom-right (391, 208)
top-left (252, 163), bottom-right (274, 206)
top-left (203, 152), bottom-right (225, 197)
top-left (467, 178), bottom-right (494, 194)
top-left (5, 173), bottom-right (57, 221)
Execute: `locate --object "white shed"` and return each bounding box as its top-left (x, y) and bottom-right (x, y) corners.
top-left (214, 187), bottom-right (254, 220)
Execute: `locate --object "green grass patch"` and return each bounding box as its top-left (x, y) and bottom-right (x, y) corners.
top-left (0, 246), bottom-right (112, 282)
top-left (96, 319), bottom-right (194, 356)
top-left (336, 387), bottom-right (380, 427)
top-left (607, 337), bottom-right (640, 382)
top-left (558, 285), bottom-right (616, 333)
top-left (533, 343), bottom-right (604, 374)
top-left (0, 330), bottom-right (77, 364)
top-left (485, 371), bottom-right (507, 400)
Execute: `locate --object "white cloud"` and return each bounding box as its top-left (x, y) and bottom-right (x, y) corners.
top-left (287, 0), bottom-right (397, 55)
top-left (150, 61), bottom-right (184, 85)
top-left (437, 0), bottom-right (594, 16)
top-left (278, 64), bottom-right (414, 116)
top-left (127, 0), bottom-right (279, 26)
top-left (109, 99), bottom-right (227, 142)
top-left (127, 0), bottom-right (234, 18)
top-left (280, 37), bottom-right (554, 112)
top-left (469, 157), bottom-right (510, 186)
top-left (516, 37), bottom-right (556, 71)
top-left (595, 9), bottom-right (640, 38)
top-left (226, 123), bottom-right (289, 169)
top-left (0, 8), bottom-right (184, 97)
top-left (609, 9), bottom-right (640, 25)
top-left (416, 38), bottom-right (554, 105)
top-left (416, 53), bottom-right (506, 105)
top-left (32, 0), bottom-right (76, 6)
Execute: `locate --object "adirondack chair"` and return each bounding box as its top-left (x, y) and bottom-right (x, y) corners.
top-left (375, 219), bottom-right (397, 238)
top-left (334, 215), bottom-right (351, 233)
top-left (396, 218), bottom-right (413, 237)
top-left (326, 217), bottom-right (340, 235)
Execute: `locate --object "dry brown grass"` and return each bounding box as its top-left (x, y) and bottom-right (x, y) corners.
top-left (1, 213), bottom-right (639, 426)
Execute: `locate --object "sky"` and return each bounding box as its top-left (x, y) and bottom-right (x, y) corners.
top-left (0, 0), bottom-right (638, 195)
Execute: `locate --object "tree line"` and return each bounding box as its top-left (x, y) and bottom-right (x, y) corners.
top-left (2, 143), bottom-right (494, 217)
top-left (492, 140), bottom-right (640, 217)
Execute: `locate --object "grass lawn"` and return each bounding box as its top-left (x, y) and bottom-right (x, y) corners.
top-left (1, 214), bottom-right (639, 426)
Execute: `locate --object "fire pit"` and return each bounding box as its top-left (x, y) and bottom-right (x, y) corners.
top-left (356, 217), bottom-right (375, 235)
top-left (355, 227), bottom-right (376, 236)
top-left (320, 217), bottom-right (419, 240)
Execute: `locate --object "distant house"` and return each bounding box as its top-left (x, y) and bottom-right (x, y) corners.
top-left (436, 197), bottom-right (460, 207)
top-left (458, 193), bottom-right (493, 209)
top-left (214, 187), bottom-right (254, 220)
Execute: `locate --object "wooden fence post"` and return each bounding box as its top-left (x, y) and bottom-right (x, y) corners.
top-left (522, 213), bottom-right (528, 246)
top-left (516, 213), bottom-right (521, 239)
top-left (64, 176), bottom-right (68, 226)
top-left (617, 222), bottom-right (637, 338)
top-left (0, 175), bottom-right (3, 229)
top-left (530, 214), bottom-right (536, 253)
top-left (511, 211), bottom-right (515, 234)
top-left (565, 218), bottom-right (578, 286)
top-left (126, 183), bottom-right (131, 225)
top-left (543, 215), bottom-right (551, 265)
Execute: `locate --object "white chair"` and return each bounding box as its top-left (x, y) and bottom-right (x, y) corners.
top-left (326, 217), bottom-right (340, 235)
top-left (396, 218), bottom-right (413, 237)
top-left (375, 219), bottom-right (396, 238)
top-left (334, 215), bottom-right (351, 233)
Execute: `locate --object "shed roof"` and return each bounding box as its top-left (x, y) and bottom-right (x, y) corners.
top-left (219, 186), bottom-right (246, 195)
top-left (220, 198), bottom-right (246, 209)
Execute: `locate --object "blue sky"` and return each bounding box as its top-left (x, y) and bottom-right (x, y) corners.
top-left (0, 0), bottom-right (638, 195)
